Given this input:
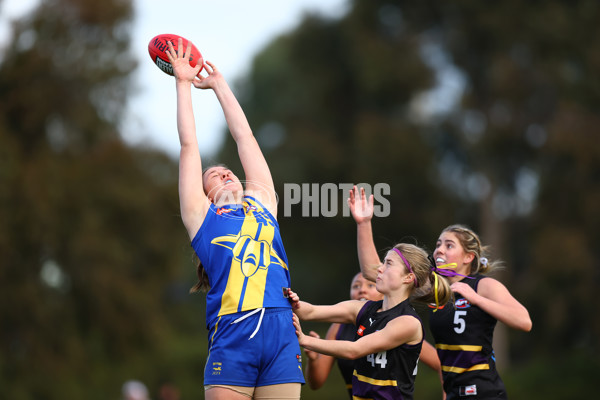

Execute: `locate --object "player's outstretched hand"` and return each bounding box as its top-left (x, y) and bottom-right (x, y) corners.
top-left (348, 185), bottom-right (374, 224)
top-left (192, 61), bottom-right (224, 90)
top-left (166, 38), bottom-right (202, 84)
top-left (292, 313), bottom-right (307, 345)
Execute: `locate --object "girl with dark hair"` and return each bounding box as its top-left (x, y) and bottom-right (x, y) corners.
top-left (167, 38), bottom-right (303, 400)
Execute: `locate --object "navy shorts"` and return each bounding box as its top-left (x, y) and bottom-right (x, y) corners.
top-left (204, 307), bottom-right (305, 387)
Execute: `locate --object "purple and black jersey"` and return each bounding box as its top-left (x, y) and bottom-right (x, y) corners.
top-left (335, 322), bottom-right (357, 398)
top-left (352, 299), bottom-right (423, 400)
top-left (429, 274), bottom-right (507, 399)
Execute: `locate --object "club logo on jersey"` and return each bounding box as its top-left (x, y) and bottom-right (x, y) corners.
top-left (455, 298), bottom-right (471, 309)
top-left (296, 354), bottom-right (302, 363)
top-left (245, 204), bottom-right (258, 212)
top-left (211, 229), bottom-right (288, 278)
top-left (211, 361), bottom-right (222, 375)
top-left (357, 325), bottom-right (366, 336)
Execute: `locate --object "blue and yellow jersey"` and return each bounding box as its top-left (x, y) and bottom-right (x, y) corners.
top-left (191, 196), bottom-right (292, 328)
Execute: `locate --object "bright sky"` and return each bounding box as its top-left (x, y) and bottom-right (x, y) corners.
top-left (0, 0), bottom-right (349, 158)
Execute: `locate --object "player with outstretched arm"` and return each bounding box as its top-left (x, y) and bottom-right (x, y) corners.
top-left (167, 38), bottom-right (304, 400)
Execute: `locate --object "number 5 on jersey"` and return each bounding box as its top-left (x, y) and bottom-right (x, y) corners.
top-left (454, 310), bottom-right (467, 334)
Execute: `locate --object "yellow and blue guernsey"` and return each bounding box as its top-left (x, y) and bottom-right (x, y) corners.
top-left (191, 195), bottom-right (292, 329)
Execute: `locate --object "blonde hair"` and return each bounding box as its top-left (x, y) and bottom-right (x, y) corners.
top-left (393, 243), bottom-right (452, 306)
top-left (441, 224), bottom-right (502, 275)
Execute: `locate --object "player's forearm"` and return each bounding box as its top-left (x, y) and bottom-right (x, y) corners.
top-left (305, 353), bottom-right (334, 390)
top-left (294, 301), bottom-right (318, 320)
top-left (419, 340), bottom-right (441, 372)
top-left (301, 336), bottom-right (361, 360)
top-left (356, 220), bottom-right (381, 282)
top-left (175, 82), bottom-right (199, 148)
top-left (212, 79), bottom-right (253, 142)
top-left (477, 297), bottom-right (532, 332)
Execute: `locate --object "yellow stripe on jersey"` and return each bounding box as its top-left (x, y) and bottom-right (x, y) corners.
top-left (352, 396), bottom-right (374, 400)
top-left (353, 370), bottom-right (398, 387)
top-left (442, 364), bottom-right (490, 373)
top-left (239, 230), bottom-right (270, 310)
top-left (435, 343), bottom-right (483, 351)
top-left (206, 316), bottom-right (222, 370)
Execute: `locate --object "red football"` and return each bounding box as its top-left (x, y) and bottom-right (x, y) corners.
top-left (148, 33), bottom-right (203, 76)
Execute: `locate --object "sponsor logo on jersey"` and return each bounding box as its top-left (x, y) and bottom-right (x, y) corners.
top-left (427, 303), bottom-right (446, 310)
top-left (216, 207), bottom-right (234, 215)
top-left (459, 384), bottom-right (477, 396)
top-left (357, 325), bottom-right (366, 336)
top-left (455, 298), bottom-right (471, 309)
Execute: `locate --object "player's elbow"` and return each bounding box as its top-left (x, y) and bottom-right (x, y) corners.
top-left (343, 347), bottom-right (363, 360)
top-left (361, 267), bottom-right (378, 283)
top-left (520, 316), bottom-right (532, 332)
top-left (513, 311), bottom-right (532, 332)
top-left (307, 378), bottom-right (325, 390)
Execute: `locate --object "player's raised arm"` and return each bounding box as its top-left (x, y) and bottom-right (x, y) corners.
top-left (167, 38), bottom-right (209, 239)
top-left (348, 186), bottom-right (382, 281)
top-left (193, 62), bottom-right (277, 217)
top-left (159, 35), bottom-right (304, 398)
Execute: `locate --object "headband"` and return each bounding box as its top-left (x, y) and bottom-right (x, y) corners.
top-left (392, 248), bottom-right (419, 288)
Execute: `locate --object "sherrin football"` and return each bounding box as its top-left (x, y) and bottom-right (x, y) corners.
top-left (148, 33), bottom-right (203, 76)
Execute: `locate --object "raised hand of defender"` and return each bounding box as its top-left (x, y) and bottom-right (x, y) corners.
top-left (348, 185), bottom-right (374, 224)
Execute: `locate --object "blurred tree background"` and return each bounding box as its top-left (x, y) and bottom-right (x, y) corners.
top-left (0, 0), bottom-right (598, 399)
